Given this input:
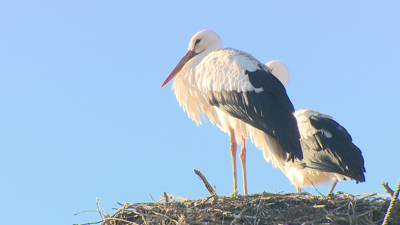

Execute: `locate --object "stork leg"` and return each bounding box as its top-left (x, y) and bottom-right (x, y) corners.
top-left (297, 187), bottom-right (302, 193)
top-left (229, 129), bottom-right (238, 196)
top-left (239, 137), bottom-right (248, 195)
top-left (328, 178), bottom-right (338, 195)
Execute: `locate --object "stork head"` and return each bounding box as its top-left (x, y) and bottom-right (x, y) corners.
top-left (161, 30), bottom-right (223, 88)
top-left (266, 60), bottom-right (290, 88)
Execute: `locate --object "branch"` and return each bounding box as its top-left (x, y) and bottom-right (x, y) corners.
top-left (382, 177), bottom-right (400, 225)
top-left (194, 168), bottom-right (216, 196)
top-left (381, 182), bottom-right (394, 197)
top-left (163, 192), bottom-right (169, 203)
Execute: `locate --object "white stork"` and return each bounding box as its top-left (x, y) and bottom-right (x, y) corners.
top-left (266, 60), bottom-right (366, 194)
top-left (161, 30), bottom-right (303, 195)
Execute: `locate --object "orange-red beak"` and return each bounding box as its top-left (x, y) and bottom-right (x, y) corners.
top-left (161, 50), bottom-right (198, 88)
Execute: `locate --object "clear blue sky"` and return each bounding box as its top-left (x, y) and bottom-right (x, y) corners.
top-left (1, 1), bottom-right (399, 224)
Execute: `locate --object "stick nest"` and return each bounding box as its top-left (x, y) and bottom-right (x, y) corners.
top-left (101, 192), bottom-right (400, 225)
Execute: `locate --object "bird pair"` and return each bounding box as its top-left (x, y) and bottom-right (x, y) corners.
top-left (161, 30), bottom-right (365, 195)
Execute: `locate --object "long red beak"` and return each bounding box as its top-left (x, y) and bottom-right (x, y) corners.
top-left (161, 50), bottom-right (198, 88)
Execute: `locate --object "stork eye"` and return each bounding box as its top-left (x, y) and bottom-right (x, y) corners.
top-left (195, 39), bottom-right (201, 46)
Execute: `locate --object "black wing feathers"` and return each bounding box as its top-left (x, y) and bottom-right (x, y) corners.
top-left (206, 68), bottom-right (303, 161)
top-left (300, 116), bottom-right (366, 182)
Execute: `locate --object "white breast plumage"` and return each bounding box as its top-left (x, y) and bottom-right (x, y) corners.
top-left (162, 30), bottom-right (302, 196)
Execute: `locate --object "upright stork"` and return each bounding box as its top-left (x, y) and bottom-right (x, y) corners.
top-left (266, 60), bottom-right (366, 194)
top-left (161, 30), bottom-right (302, 195)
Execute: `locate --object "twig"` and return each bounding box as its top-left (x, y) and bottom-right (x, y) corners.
top-left (382, 177), bottom-right (400, 225)
top-left (194, 168), bottom-right (216, 196)
top-left (357, 209), bottom-right (374, 220)
top-left (74, 210), bottom-right (99, 216)
top-left (132, 208), bottom-right (149, 225)
top-left (358, 193), bottom-right (378, 200)
top-left (212, 208), bottom-right (232, 216)
top-left (155, 196), bottom-right (163, 203)
top-left (192, 195), bottom-right (214, 208)
top-left (103, 217), bottom-right (139, 225)
top-left (302, 217), bottom-right (329, 225)
top-left (194, 168), bottom-right (219, 204)
top-left (353, 192), bottom-right (390, 197)
top-left (152, 211), bottom-right (179, 224)
top-left (339, 191), bottom-right (355, 200)
top-left (111, 202), bottom-right (134, 218)
top-left (351, 201), bottom-right (358, 225)
top-left (163, 192), bottom-right (169, 203)
top-left (307, 177), bottom-right (324, 196)
top-left (167, 194), bottom-right (190, 201)
top-left (73, 221), bottom-right (102, 225)
top-left (327, 201), bottom-right (351, 217)
top-left (253, 196), bottom-right (263, 225)
top-left (381, 182), bottom-right (395, 197)
top-left (347, 202), bottom-right (354, 225)
top-left (96, 198), bottom-right (107, 220)
top-left (230, 206), bottom-right (253, 224)
top-left (150, 194), bottom-right (156, 203)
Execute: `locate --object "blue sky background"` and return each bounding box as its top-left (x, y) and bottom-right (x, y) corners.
top-left (1, 1), bottom-right (399, 224)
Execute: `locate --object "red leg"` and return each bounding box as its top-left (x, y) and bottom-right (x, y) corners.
top-left (328, 178), bottom-right (338, 195)
top-left (297, 187), bottom-right (302, 193)
top-left (229, 129), bottom-right (238, 196)
top-left (239, 137), bottom-right (248, 195)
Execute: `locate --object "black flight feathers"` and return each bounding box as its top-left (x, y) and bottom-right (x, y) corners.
top-left (205, 68), bottom-right (303, 162)
top-left (296, 116), bottom-right (366, 182)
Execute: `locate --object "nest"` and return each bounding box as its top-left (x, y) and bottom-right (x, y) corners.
top-left (99, 191), bottom-right (399, 225)
top-left (77, 171), bottom-right (399, 225)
